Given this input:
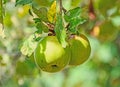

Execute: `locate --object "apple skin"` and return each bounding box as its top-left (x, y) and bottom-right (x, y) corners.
top-left (69, 34), bottom-right (91, 65)
top-left (34, 36), bottom-right (70, 72)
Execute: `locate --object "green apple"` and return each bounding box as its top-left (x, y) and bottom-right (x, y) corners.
top-left (34, 36), bottom-right (70, 72)
top-left (69, 34), bottom-right (91, 65)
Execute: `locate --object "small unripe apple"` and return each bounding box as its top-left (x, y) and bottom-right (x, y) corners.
top-left (69, 34), bottom-right (91, 65)
top-left (34, 36), bottom-right (70, 72)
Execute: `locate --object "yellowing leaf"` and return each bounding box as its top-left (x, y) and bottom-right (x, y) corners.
top-left (47, 1), bottom-right (56, 23)
top-left (0, 24), bottom-right (5, 38)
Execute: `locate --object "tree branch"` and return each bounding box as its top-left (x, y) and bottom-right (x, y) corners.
top-left (0, 0), bottom-right (4, 29)
top-left (59, 0), bottom-right (62, 15)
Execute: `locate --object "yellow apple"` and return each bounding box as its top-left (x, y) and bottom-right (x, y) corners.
top-left (34, 36), bottom-right (70, 72)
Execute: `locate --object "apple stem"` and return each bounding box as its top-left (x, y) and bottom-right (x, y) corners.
top-left (70, 34), bottom-right (75, 39)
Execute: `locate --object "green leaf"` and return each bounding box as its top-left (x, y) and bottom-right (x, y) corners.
top-left (64, 7), bottom-right (86, 34)
top-left (32, 6), bottom-right (48, 22)
top-left (64, 7), bottom-right (82, 22)
top-left (36, 22), bottom-right (49, 33)
top-left (33, 18), bottom-right (41, 23)
top-left (15, 0), bottom-right (32, 6)
top-left (68, 17), bottom-right (86, 33)
top-left (55, 14), bottom-right (67, 48)
top-left (20, 35), bottom-right (37, 56)
top-left (33, 18), bottom-right (49, 33)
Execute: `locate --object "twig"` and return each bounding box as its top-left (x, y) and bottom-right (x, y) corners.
top-left (89, 0), bottom-right (96, 20)
top-left (59, 0), bottom-right (62, 15)
top-left (0, 0), bottom-right (4, 29)
top-left (62, 7), bottom-right (67, 13)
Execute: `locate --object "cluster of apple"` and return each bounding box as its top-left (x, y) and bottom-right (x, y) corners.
top-left (34, 34), bottom-right (91, 73)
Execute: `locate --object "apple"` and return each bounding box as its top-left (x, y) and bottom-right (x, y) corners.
top-left (98, 20), bottom-right (118, 42)
top-left (34, 36), bottom-right (70, 72)
top-left (69, 34), bottom-right (91, 65)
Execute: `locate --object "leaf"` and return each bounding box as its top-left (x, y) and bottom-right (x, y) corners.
top-left (64, 7), bottom-right (86, 34)
top-left (33, 18), bottom-right (49, 33)
top-left (47, 1), bottom-right (56, 23)
top-left (64, 7), bottom-right (82, 22)
top-left (36, 22), bottom-right (49, 33)
top-left (33, 18), bottom-right (41, 23)
top-left (32, 6), bottom-right (48, 22)
top-left (15, 0), bottom-right (32, 6)
top-left (55, 14), bottom-right (67, 48)
top-left (20, 35), bottom-right (37, 56)
top-left (68, 17), bottom-right (86, 33)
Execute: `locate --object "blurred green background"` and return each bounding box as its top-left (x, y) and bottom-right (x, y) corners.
top-left (0, 0), bottom-right (120, 87)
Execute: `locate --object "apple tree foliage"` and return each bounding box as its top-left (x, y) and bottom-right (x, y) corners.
top-left (0, 0), bottom-right (120, 87)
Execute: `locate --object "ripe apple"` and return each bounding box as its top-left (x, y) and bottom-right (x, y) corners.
top-left (34, 36), bottom-right (70, 72)
top-left (69, 34), bottom-right (91, 65)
